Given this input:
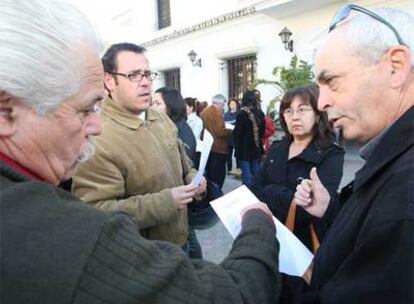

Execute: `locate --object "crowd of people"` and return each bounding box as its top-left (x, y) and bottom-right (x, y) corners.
top-left (0, 0), bottom-right (413, 303)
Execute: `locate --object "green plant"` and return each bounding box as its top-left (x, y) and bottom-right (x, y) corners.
top-left (253, 55), bottom-right (314, 92)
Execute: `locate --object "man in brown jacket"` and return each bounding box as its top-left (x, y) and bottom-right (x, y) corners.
top-left (72, 43), bottom-right (206, 249)
top-left (201, 94), bottom-right (233, 189)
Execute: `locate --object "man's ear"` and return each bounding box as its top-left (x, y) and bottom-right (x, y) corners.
top-left (103, 72), bottom-right (115, 93)
top-left (387, 45), bottom-right (412, 89)
top-left (0, 91), bottom-right (19, 137)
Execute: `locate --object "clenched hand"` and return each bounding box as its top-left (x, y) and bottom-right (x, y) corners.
top-left (294, 167), bottom-right (330, 218)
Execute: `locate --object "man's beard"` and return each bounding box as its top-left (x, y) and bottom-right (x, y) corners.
top-left (76, 137), bottom-right (96, 163)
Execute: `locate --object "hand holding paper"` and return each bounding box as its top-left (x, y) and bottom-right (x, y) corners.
top-left (210, 185), bottom-right (314, 277)
top-left (192, 130), bottom-right (213, 186)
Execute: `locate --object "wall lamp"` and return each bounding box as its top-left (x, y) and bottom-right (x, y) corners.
top-left (188, 50), bottom-right (202, 67)
top-left (278, 27), bottom-right (294, 52)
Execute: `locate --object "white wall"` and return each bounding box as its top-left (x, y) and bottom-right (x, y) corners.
top-left (76, 0), bottom-right (414, 107)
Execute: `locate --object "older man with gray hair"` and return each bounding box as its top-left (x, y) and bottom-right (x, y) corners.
top-left (0, 1), bottom-right (281, 303)
top-left (282, 4), bottom-right (414, 303)
top-left (201, 93), bottom-right (233, 189)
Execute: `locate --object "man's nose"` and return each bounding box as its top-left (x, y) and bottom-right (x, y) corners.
top-left (139, 76), bottom-right (152, 87)
top-left (85, 113), bottom-right (102, 136)
top-left (318, 86), bottom-right (332, 112)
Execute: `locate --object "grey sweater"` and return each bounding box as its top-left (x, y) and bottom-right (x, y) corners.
top-left (1, 162), bottom-right (281, 304)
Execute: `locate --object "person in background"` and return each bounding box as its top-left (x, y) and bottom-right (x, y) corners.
top-left (152, 87), bottom-right (205, 259)
top-left (72, 43), bottom-right (206, 252)
top-left (254, 89), bottom-right (276, 157)
top-left (224, 97), bottom-right (241, 175)
top-left (282, 5), bottom-right (413, 303)
top-left (153, 88), bottom-right (196, 161)
top-left (185, 97), bottom-right (203, 142)
top-left (200, 94), bottom-right (233, 189)
top-left (233, 91), bottom-right (265, 186)
top-left (196, 100), bottom-right (208, 117)
top-left (0, 1), bottom-right (280, 303)
top-left (250, 85), bottom-right (344, 251)
top-left (262, 113), bottom-right (276, 156)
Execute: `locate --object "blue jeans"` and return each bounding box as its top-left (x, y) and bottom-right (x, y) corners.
top-left (239, 160), bottom-right (260, 186)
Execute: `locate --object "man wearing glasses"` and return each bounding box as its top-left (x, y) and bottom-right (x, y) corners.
top-left (286, 4), bottom-right (413, 303)
top-left (73, 43), bottom-right (206, 250)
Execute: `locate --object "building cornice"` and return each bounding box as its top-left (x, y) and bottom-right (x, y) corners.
top-left (142, 6), bottom-right (256, 47)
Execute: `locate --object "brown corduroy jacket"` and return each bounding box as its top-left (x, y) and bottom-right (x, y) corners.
top-left (200, 105), bottom-right (232, 154)
top-left (72, 97), bottom-right (196, 245)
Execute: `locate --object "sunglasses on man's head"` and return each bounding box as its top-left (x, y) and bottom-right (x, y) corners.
top-left (329, 4), bottom-right (406, 46)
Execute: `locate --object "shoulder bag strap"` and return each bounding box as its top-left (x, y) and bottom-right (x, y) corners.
top-left (285, 200), bottom-right (320, 254)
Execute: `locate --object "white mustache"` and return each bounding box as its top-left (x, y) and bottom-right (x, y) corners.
top-left (77, 137), bottom-right (96, 163)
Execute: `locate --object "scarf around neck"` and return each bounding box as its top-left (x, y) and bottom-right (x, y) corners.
top-left (241, 106), bottom-right (260, 148)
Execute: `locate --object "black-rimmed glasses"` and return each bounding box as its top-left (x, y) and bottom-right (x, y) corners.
top-left (109, 70), bottom-right (158, 82)
top-left (329, 4), bottom-right (406, 46)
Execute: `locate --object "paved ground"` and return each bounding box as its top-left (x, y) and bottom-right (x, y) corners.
top-left (196, 156), bottom-right (365, 263)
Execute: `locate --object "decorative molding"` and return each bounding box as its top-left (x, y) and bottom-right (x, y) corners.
top-left (142, 6), bottom-right (256, 47)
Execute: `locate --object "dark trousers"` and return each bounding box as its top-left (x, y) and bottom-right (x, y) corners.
top-left (206, 152), bottom-right (227, 189)
top-left (187, 227), bottom-right (203, 259)
top-left (239, 159), bottom-right (260, 186)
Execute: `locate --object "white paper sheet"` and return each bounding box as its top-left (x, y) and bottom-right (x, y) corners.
top-left (192, 130), bottom-right (213, 186)
top-left (210, 185), bottom-right (314, 276)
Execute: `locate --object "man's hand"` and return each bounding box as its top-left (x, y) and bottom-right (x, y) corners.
top-left (194, 176), bottom-right (207, 196)
top-left (294, 167), bottom-right (330, 218)
top-left (241, 202), bottom-right (273, 220)
top-left (171, 184), bottom-right (198, 209)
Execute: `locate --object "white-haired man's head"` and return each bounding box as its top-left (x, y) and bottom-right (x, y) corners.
top-left (0, 0), bottom-right (103, 115)
top-left (212, 94), bottom-right (226, 111)
top-left (340, 7), bottom-right (414, 69)
top-left (315, 6), bottom-right (414, 144)
top-left (0, 0), bottom-right (105, 184)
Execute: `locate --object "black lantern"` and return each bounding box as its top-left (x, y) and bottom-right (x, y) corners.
top-left (278, 27), bottom-right (294, 52)
top-left (188, 50), bottom-right (202, 67)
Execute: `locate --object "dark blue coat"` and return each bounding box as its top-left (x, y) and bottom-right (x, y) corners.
top-left (281, 107), bottom-right (414, 303)
top-left (250, 137), bottom-right (345, 250)
top-left (175, 118), bottom-right (196, 162)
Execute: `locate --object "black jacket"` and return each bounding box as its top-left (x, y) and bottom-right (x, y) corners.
top-left (282, 106), bottom-right (414, 304)
top-left (233, 109), bottom-right (265, 161)
top-left (250, 137), bottom-right (345, 250)
top-left (175, 118), bottom-right (196, 162)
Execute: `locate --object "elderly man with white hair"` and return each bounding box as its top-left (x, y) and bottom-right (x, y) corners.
top-left (0, 1), bottom-right (280, 303)
top-left (282, 4), bottom-right (414, 304)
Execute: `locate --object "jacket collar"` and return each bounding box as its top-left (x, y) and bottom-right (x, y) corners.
top-left (102, 97), bottom-right (160, 130)
top-left (354, 106), bottom-right (414, 190)
top-left (0, 152), bottom-right (43, 181)
top-left (281, 136), bottom-right (324, 164)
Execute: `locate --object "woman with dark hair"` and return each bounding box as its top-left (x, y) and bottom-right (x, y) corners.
top-left (153, 87), bottom-right (196, 161)
top-left (249, 85), bottom-right (344, 251)
top-left (233, 91), bottom-right (265, 185)
top-left (153, 87), bottom-right (209, 259)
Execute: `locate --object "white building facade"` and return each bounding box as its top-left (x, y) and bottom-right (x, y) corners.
top-left (105, 0), bottom-right (414, 106)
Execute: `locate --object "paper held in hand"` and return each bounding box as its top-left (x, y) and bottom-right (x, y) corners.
top-left (191, 129), bottom-right (213, 186)
top-left (209, 185), bottom-right (314, 277)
